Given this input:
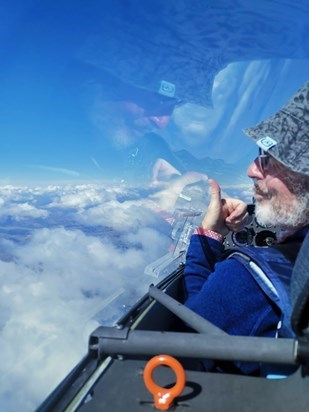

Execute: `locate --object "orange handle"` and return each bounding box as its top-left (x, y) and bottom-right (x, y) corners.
top-left (143, 354), bottom-right (186, 410)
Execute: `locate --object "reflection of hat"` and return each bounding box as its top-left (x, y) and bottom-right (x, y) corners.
top-left (81, 3), bottom-right (225, 107)
top-left (244, 81), bottom-right (309, 176)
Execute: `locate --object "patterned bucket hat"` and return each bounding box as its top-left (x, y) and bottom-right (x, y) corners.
top-left (244, 81), bottom-right (309, 176)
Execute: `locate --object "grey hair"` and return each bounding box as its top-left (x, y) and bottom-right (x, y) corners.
top-left (271, 157), bottom-right (309, 196)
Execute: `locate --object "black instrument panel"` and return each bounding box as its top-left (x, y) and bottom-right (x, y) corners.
top-left (224, 204), bottom-right (279, 248)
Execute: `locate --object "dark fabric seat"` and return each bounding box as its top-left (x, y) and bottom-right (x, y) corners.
top-left (290, 231), bottom-right (309, 337)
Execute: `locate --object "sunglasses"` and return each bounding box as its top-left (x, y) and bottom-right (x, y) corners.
top-left (257, 148), bottom-right (271, 173)
top-left (142, 96), bottom-right (183, 116)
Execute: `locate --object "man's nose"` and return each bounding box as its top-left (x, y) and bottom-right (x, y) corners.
top-left (149, 115), bottom-right (171, 128)
top-left (247, 159), bottom-right (264, 179)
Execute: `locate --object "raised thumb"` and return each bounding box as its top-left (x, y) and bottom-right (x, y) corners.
top-left (208, 179), bottom-right (221, 206)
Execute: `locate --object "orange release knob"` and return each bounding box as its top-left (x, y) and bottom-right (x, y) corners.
top-left (143, 354), bottom-right (186, 410)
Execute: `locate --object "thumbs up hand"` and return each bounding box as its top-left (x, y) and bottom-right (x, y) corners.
top-left (200, 179), bottom-right (248, 236)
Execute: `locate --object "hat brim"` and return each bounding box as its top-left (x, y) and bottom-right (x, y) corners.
top-left (244, 110), bottom-right (309, 176)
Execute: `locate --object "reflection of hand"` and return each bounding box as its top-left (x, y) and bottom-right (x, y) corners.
top-left (152, 158), bottom-right (182, 185)
top-left (201, 179), bottom-right (248, 236)
top-left (151, 169), bottom-right (208, 211)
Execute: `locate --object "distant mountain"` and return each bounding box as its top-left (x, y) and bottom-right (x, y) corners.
top-left (175, 149), bottom-right (248, 184)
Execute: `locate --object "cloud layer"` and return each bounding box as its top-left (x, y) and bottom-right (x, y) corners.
top-left (0, 180), bottom-right (252, 410)
top-left (0, 183), bottom-right (173, 411)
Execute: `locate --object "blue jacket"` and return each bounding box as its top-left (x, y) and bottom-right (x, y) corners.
top-left (183, 230), bottom-right (305, 375)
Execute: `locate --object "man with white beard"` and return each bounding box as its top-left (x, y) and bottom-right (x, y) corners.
top-left (183, 81), bottom-right (309, 375)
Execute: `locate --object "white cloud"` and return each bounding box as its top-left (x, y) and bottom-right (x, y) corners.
top-left (46, 183), bottom-right (118, 209)
top-left (221, 182), bottom-right (254, 203)
top-left (0, 186), bottom-right (49, 220)
top-left (0, 183), bottom-right (173, 411)
top-left (0, 202), bottom-right (49, 220)
top-left (75, 199), bottom-right (166, 231)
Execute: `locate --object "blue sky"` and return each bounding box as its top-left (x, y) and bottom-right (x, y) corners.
top-left (1, 1), bottom-right (308, 185)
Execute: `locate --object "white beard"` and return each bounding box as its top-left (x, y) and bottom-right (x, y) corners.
top-left (255, 192), bottom-right (309, 230)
